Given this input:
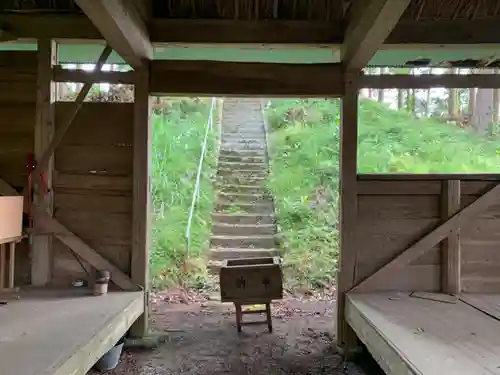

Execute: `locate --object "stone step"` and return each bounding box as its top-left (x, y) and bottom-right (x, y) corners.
top-left (217, 169), bottom-right (267, 179)
top-left (218, 184), bottom-right (267, 194)
top-left (209, 247), bottom-right (280, 261)
top-left (212, 213), bottom-right (275, 225)
top-left (220, 144), bottom-right (266, 151)
top-left (210, 234), bottom-right (277, 249)
top-left (219, 149), bottom-right (267, 157)
top-left (218, 154), bottom-right (266, 163)
top-left (216, 175), bottom-right (267, 186)
top-left (212, 222), bottom-right (276, 236)
top-left (215, 201), bottom-right (274, 214)
top-left (218, 161), bottom-right (268, 171)
top-left (218, 192), bottom-right (269, 203)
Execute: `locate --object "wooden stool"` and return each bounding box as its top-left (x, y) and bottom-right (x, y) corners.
top-left (235, 302), bottom-right (273, 333)
top-left (0, 241), bottom-right (16, 291)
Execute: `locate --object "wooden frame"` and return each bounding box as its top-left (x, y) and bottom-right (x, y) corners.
top-left (337, 71), bottom-right (359, 347)
top-left (74, 0), bottom-right (152, 68)
top-left (150, 60), bottom-right (344, 97)
top-left (129, 62), bottom-right (152, 337)
top-left (5, 14), bottom-right (500, 46)
top-left (360, 74), bottom-right (500, 89)
top-left (32, 39), bottom-right (57, 286)
top-left (352, 184), bottom-right (500, 293)
top-left (52, 66), bottom-right (134, 84)
top-left (341, 0), bottom-right (410, 69)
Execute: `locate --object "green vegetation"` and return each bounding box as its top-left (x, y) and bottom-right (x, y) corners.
top-left (267, 98), bottom-right (500, 290)
top-left (150, 98), bottom-right (217, 288)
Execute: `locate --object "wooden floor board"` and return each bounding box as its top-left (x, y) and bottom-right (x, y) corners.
top-left (347, 292), bottom-right (500, 375)
top-left (0, 289), bottom-right (144, 375)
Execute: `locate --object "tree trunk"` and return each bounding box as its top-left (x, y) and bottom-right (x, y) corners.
top-left (469, 88), bottom-right (476, 120)
top-left (471, 68), bottom-right (495, 135)
top-left (377, 89), bottom-right (384, 103)
top-left (448, 68), bottom-right (458, 120)
top-left (398, 90), bottom-right (404, 110)
top-left (493, 70), bottom-right (500, 124)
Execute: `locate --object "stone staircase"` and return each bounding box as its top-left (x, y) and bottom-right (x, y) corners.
top-left (208, 98), bottom-right (279, 271)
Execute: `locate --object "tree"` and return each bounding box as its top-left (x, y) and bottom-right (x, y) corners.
top-left (471, 69), bottom-right (494, 135)
top-left (447, 68), bottom-right (458, 120)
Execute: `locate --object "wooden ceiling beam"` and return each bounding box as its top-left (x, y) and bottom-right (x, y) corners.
top-left (74, 0), bottom-right (153, 68)
top-left (2, 14), bottom-right (500, 45)
top-left (341, 0), bottom-right (411, 70)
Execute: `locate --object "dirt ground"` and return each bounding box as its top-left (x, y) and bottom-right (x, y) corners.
top-left (90, 293), bottom-right (383, 375)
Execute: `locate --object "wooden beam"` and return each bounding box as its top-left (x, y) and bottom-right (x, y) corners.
top-left (31, 39), bottom-right (57, 286)
top-left (360, 74), bottom-right (500, 89)
top-left (150, 19), bottom-right (342, 45)
top-left (34, 207), bottom-right (137, 290)
top-left (4, 13), bottom-right (500, 45)
top-left (337, 71), bottom-right (360, 348)
top-left (150, 60), bottom-right (344, 97)
top-left (23, 45), bottom-right (112, 198)
top-left (441, 180), bottom-right (461, 294)
top-left (52, 66), bottom-right (134, 84)
top-left (129, 62), bottom-right (152, 338)
top-left (352, 184), bottom-right (500, 293)
top-left (341, 0), bottom-right (410, 69)
top-left (74, 0), bottom-right (153, 68)
top-left (0, 178), bottom-right (18, 197)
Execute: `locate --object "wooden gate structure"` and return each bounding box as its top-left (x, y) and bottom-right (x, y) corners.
top-left (2, 0), bottom-right (500, 374)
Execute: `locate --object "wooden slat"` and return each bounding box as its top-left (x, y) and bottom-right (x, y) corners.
top-left (357, 180), bottom-right (442, 195)
top-left (129, 63), bottom-right (152, 338)
top-left (55, 102), bottom-right (133, 146)
top-left (0, 178), bottom-right (19, 197)
top-left (53, 66), bottom-right (134, 85)
top-left (55, 145), bottom-right (133, 175)
top-left (342, 0), bottom-right (410, 69)
top-left (74, 0), bottom-right (152, 68)
top-left (358, 174), bottom-right (500, 181)
top-left (35, 207), bottom-right (137, 290)
top-left (0, 82), bottom-right (37, 102)
top-left (54, 172), bottom-right (132, 192)
top-left (441, 180), bottom-right (460, 294)
top-left (352, 184), bottom-right (500, 293)
top-left (361, 74), bottom-right (500, 89)
top-left (337, 72), bottom-right (359, 347)
top-left (55, 193), bottom-right (132, 214)
top-left (32, 39), bottom-right (57, 287)
top-left (358, 195), bottom-right (439, 219)
top-left (150, 60), bottom-right (344, 97)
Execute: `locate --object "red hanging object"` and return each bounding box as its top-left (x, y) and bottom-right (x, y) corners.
top-left (26, 153), bottom-right (49, 219)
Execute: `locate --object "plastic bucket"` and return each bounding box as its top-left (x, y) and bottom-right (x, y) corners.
top-left (94, 341), bottom-right (124, 372)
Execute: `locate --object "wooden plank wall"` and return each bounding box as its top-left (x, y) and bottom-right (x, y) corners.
top-left (461, 180), bottom-right (500, 293)
top-left (52, 102), bottom-right (134, 285)
top-left (0, 51), bottom-right (38, 285)
top-left (355, 175), bottom-right (500, 293)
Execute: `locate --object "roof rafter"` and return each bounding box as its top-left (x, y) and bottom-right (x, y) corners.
top-left (74, 0), bottom-right (153, 68)
top-left (342, 0), bottom-right (411, 70)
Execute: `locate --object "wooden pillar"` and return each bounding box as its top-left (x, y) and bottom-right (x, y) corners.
top-left (129, 62), bottom-right (152, 337)
top-left (441, 180), bottom-right (461, 294)
top-left (32, 39), bottom-right (57, 286)
top-left (337, 71), bottom-right (360, 348)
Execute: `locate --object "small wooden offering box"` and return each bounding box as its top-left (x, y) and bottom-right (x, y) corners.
top-left (220, 257), bottom-right (283, 303)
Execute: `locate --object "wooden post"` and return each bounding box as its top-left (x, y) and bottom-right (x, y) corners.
top-left (337, 71), bottom-right (360, 349)
top-left (32, 39), bottom-right (57, 286)
top-left (441, 180), bottom-right (461, 294)
top-left (129, 62), bottom-right (152, 338)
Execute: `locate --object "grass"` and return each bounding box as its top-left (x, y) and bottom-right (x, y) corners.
top-left (266, 98), bottom-right (500, 290)
top-left (150, 98), bottom-right (217, 289)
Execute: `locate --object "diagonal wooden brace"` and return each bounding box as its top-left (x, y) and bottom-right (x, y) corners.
top-left (351, 183), bottom-right (500, 293)
top-left (34, 207), bottom-right (138, 291)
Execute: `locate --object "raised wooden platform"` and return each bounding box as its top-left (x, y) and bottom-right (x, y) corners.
top-left (0, 288), bottom-right (144, 375)
top-left (347, 292), bottom-right (500, 375)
